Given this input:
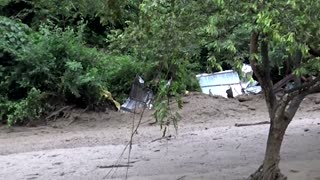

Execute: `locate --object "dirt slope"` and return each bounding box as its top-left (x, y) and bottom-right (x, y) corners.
top-left (0, 93), bottom-right (319, 180)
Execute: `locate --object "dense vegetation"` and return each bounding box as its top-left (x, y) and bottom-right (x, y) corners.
top-left (0, 16), bottom-right (145, 125)
top-left (1, 0), bottom-right (320, 179)
top-left (0, 0), bottom-right (201, 126)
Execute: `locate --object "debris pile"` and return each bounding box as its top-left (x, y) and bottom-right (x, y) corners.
top-left (196, 64), bottom-right (262, 98)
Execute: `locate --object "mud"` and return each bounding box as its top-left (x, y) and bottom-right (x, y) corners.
top-left (0, 93), bottom-right (319, 180)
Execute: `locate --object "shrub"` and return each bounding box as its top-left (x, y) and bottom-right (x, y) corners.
top-left (101, 55), bottom-right (148, 102)
top-left (0, 18), bottom-right (147, 126)
top-left (15, 25), bottom-right (108, 106)
top-left (5, 88), bottom-right (45, 126)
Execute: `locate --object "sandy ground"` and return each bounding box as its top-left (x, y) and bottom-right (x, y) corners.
top-left (0, 93), bottom-right (319, 180)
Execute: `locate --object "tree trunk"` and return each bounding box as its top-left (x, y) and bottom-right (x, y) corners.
top-left (249, 117), bottom-right (289, 180)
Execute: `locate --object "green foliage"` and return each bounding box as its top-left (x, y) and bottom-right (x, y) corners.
top-left (0, 16), bottom-right (30, 48)
top-left (2, 0), bottom-right (319, 129)
top-left (108, 0), bottom-right (320, 131)
top-left (0, 17), bottom-right (145, 125)
top-left (0, 17), bottom-right (30, 100)
top-left (0, 16), bottom-right (31, 70)
top-left (0, 0), bottom-right (9, 6)
top-left (1, 0), bottom-right (137, 24)
top-left (17, 25), bottom-right (108, 104)
top-left (109, 0), bottom-right (206, 129)
top-left (154, 80), bottom-right (183, 131)
top-left (4, 88), bottom-right (45, 126)
top-left (101, 55), bottom-right (148, 102)
top-left (1, 0), bottom-right (141, 48)
top-left (199, 0), bottom-right (320, 82)
top-left (30, 0), bottom-right (134, 25)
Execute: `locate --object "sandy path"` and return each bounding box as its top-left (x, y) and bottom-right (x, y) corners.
top-left (0, 118), bottom-right (319, 180)
top-left (0, 93), bottom-right (319, 180)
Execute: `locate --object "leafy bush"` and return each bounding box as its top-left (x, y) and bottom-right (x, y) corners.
top-left (15, 25), bottom-right (107, 105)
top-left (0, 17), bottom-right (146, 126)
top-left (101, 55), bottom-right (149, 102)
top-left (5, 88), bottom-right (45, 126)
top-left (0, 16), bottom-right (31, 97)
top-left (0, 16), bottom-right (31, 52)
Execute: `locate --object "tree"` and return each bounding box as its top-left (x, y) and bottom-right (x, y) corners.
top-left (0, 0), bottom-right (141, 47)
top-left (109, 0), bottom-right (210, 126)
top-left (113, 0), bottom-right (320, 179)
top-left (206, 1), bottom-right (320, 179)
top-left (216, 0), bottom-right (320, 180)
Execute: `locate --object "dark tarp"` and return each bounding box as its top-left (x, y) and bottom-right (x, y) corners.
top-left (120, 76), bottom-right (153, 113)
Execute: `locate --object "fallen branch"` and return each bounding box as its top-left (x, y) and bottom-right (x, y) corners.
top-left (235, 121), bottom-right (270, 127)
top-left (150, 135), bottom-right (174, 143)
top-left (177, 175), bottom-right (187, 180)
top-left (307, 107), bottom-right (320, 112)
top-left (236, 143), bottom-right (241, 149)
top-left (273, 74), bottom-right (294, 93)
top-left (66, 116), bottom-right (80, 126)
top-left (98, 164), bottom-right (133, 169)
top-left (46, 105), bottom-right (75, 121)
top-left (103, 104), bottom-right (147, 180)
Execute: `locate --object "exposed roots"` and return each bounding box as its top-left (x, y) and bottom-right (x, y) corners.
top-left (248, 165), bottom-right (287, 180)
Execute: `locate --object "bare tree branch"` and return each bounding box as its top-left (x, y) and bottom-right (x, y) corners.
top-left (274, 94), bottom-right (291, 122)
top-left (260, 38), bottom-right (271, 82)
top-left (283, 78), bottom-right (320, 121)
top-left (249, 32), bottom-right (279, 117)
top-left (273, 74), bottom-right (294, 93)
top-left (307, 82), bottom-right (320, 94)
top-left (260, 38), bottom-right (277, 111)
top-left (293, 50), bottom-right (302, 86)
top-left (285, 94), bottom-right (305, 121)
top-left (249, 31), bottom-right (260, 76)
top-left (285, 76), bottom-right (320, 94)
